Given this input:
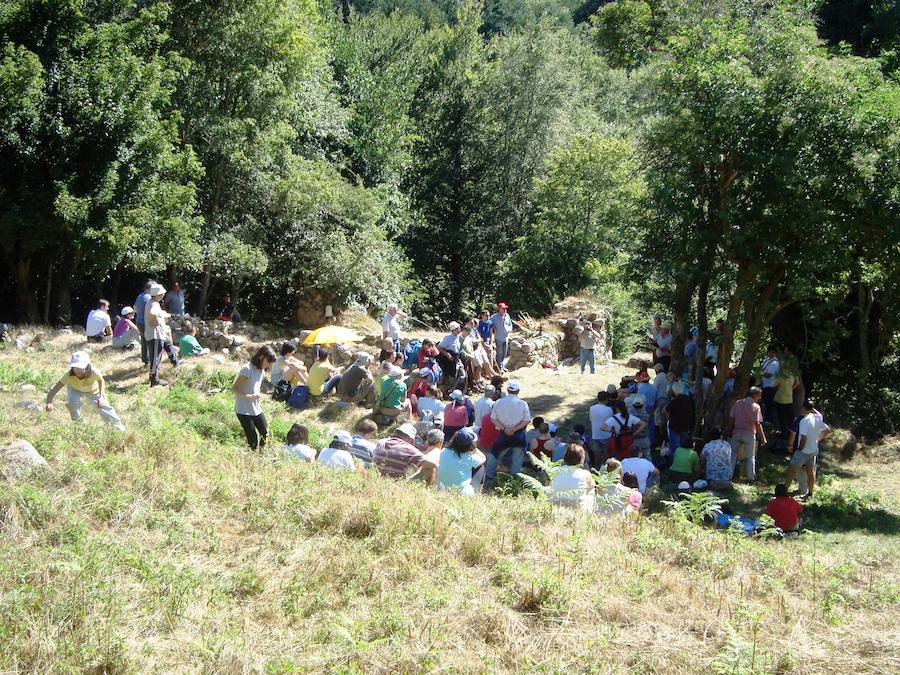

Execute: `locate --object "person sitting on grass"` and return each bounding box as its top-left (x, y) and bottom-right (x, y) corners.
top-left (668, 442), bottom-right (701, 486)
top-left (271, 342), bottom-right (308, 387)
top-left (350, 419), bottom-right (379, 465)
top-left (232, 346), bottom-right (276, 451)
top-left (529, 422), bottom-right (556, 462)
top-left (282, 423), bottom-right (315, 462)
top-left (375, 366), bottom-right (412, 418)
top-left (700, 428), bottom-right (734, 490)
top-left (318, 431), bottom-right (364, 472)
top-left (373, 423), bottom-right (436, 481)
top-left (416, 385), bottom-right (445, 426)
top-left (112, 306), bottom-right (141, 350)
top-left (417, 429), bottom-right (445, 486)
top-left (178, 326), bottom-right (210, 358)
top-left (550, 444), bottom-right (596, 511)
top-left (442, 389), bottom-right (471, 441)
top-left (307, 349), bottom-right (341, 398)
top-left (336, 352), bottom-right (375, 405)
top-left (437, 429), bottom-right (486, 496)
top-left (85, 299), bottom-right (113, 342)
top-left (765, 483), bottom-right (803, 533)
top-left (408, 367), bottom-right (432, 415)
top-left (45, 351), bottom-right (125, 431)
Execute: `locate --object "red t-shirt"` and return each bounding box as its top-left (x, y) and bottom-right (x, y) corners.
top-left (443, 402), bottom-right (469, 428)
top-left (765, 496), bottom-right (803, 531)
top-left (478, 414), bottom-right (500, 450)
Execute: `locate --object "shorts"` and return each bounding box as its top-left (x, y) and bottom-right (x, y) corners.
top-left (790, 451), bottom-right (817, 467)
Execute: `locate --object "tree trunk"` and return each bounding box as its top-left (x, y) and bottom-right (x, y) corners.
top-left (669, 281), bottom-right (695, 378)
top-left (198, 267), bottom-right (212, 319)
top-left (856, 280), bottom-right (872, 408)
top-left (109, 265), bottom-right (123, 313)
top-left (42, 261), bottom-right (53, 325)
top-left (15, 256), bottom-right (39, 323)
top-left (55, 254), bottom-right (80, 326)
top-left (693, 275), bottom-right (709, 430)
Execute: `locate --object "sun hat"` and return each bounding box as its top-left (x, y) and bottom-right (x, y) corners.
top-left (507, 379), bottom-right (521, 392)
top-left (632, 395), bottom-right (646, 407)
top-left (455, 429), bottom-right (476, 446)
top-left (332, 431), bottom-right (353, 445)
top-left (120, 306), bottom-right (135, 317)
top-left (395, 423), bottom-right (418, 440)
top-left (69, 351), bottom-right (91, 369)
top-left (449, 389), bottom-right (463, 400)
top-left (693, 479), bottom-right (708, 490)
top-left (653, 363), bottom-right (664, 372)
top-left (148, 283), bottom-right (166, 297)
top-left (389, 366), bottom-right (403, 379)
top-left (417, 367), bottom-right (432, 377)
top-left (677, 481), bottom-right (692, 491)
top-left (448, 321), bottom-right (461, 331)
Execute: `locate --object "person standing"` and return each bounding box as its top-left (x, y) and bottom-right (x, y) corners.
top-left (663, 382), bottom-right (694, 463)
top-left (133, 281), bottom-right (154, 365)
top-left (381, 304), bottom-right (403, 355)
top-left (233, 346), bottom-right (276, 451)
top-left (774, 368), bottom-right (798, 446)
top-left (784, 400), bottom-right (830, 499)
top-left (164, 282), bottom-right (185, 317)
top-left (578, 320), bottom-right (602, 375)
top-left (45, 351), bottom-right (125, 431)
top-left (589, 390), bottom-right (614, 468)
top-left (727, 386), bottom-right (767, 481)
top-left (85, 299), bottom-right (112, 342)
top-left (651, 322), bottom-right (673, 373)
top-left (144, 283), bottom-right (179, 387)
top-left (489, 303), bottom-right (513, 371)
top-left (760, 346), bottom-right (780, 425)
top-left (485, 380), bottom-right (530, 483)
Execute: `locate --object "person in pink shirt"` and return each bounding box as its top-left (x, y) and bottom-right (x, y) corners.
top-left (727, 386), bottom-right (768, 481)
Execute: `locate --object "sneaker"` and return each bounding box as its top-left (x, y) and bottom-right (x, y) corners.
top-left (150, 379), bottom-right (169, 387)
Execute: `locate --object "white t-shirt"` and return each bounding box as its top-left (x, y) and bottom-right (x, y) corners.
top-left (85, 309), bottom-right (111, 337)
top-left (655, 332), bottom-right (672, 358)
top-left (234, 363), bottom-right (264, 416)
top-left (620, 457), bottom-right (656, 492)
top-left (550, 467), bottom-right (595, 511)
top-left (317, 446), bottom-right (356, 470)
top-left (761, 357), bottom-right (780, 389)
top-left (382, 312), bottom-right (401, 340)
top-left (473, 397), bottom-right (494, 431)
top-left (798, 413), bottom-right (829, 455)
top-left (490, 395), bottom-right (531, 431)
top-left (282, 443), bottom-right (315, 462)
top-left (604, 414), bottom-right (641, 435)
top-left (417, 397), bottom-right (444, 422)
top-left (144, 300), bottom-right (169, 341)
top-left (654, 372), bottom-right (669, 400)
top-left (589, 403), bottom-right (614, 440)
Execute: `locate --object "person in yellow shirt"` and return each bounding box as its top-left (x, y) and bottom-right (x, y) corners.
top-left (45, 351), bottom-right (125, 430)
top-left (307, 349), bottom-right (341, 397)
top-left (774, 370), bottom-right (799, 446)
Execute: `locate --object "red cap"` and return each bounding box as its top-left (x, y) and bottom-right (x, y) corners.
top-left (497, 302), bottom-right (509, 309)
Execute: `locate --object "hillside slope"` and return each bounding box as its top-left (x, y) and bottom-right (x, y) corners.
top-left (0, 333), bottom-right (898, 673)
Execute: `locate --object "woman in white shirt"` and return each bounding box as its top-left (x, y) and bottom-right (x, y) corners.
top-left (282, 423), bottom-right (315, 462)
top-left (550, 444), bottom-right (595, 511)
top-left (233, 346), bottom-right (276, 450)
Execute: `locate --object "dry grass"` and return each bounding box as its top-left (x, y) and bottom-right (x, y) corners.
top-left (0, 332), bottom-right (898, 673)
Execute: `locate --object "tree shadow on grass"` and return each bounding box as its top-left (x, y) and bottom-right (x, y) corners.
top-left (523, 394), bottom-right (566, 419)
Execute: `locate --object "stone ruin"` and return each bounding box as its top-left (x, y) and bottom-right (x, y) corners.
top-left (552, 298), bottom-right (612, 367)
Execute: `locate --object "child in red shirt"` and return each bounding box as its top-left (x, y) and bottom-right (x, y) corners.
top-left (765, 484), bottom-right (804, 532)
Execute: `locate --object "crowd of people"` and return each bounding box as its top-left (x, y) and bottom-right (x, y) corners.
top-left (43, 292), bottom-right (829, 531)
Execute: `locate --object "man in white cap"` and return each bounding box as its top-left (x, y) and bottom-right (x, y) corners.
top-left (133, 280), bottom-right (154, 365)
top-left (374, 365), bottom-right (411, 418)
top-left (85, 299), bottom-right (112, 342)
top-left (485, 379), bottom-right (531, 483)
top-left (336, 352), bottom-right (376, 405)
top-left (45, 351), bottom-right (125, 430)
top-left (144, 282), bottom-right (179, 386)
top-left (317, 431), bottom-right (361, 471)
top-left (373, 422), bottom-right (436, 481)
top-left (381, 304), bottom-right (403, 355)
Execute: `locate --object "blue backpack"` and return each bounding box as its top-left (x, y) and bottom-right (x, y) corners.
top-left (402, 339), bottom-right (422, 369)
top-left (287, 384), bottom-right (310, 410)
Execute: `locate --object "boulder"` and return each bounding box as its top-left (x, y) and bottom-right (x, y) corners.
top-left (14, 336), bottom-right (30, 350)
top-left (625, 352), bottom-right (653, 369)
top-left (0, 439), bottom-right (47, 480)
top-left (16, 400), bottom-right (42, 412)
top-left (211, 355), bottom-right (227, 365)
top-left (229, 335), bottom-right (247, 348)
top-left (19, 384), bottom-right (36, 393)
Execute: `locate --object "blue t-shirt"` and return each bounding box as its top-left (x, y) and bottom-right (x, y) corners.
top-left (637, 382), bottom-right (658, 409)
top-left (437, 448), bottom-right (483, 496)
top-left (477, 320), bottom-right (493, 342)
top-left (490, 312), bottom-right (513, 342)
top-left (134, 291), bottom-right (151, 327)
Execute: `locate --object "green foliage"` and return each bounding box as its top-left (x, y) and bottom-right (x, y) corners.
top-left (663, 490), bottom-right (727, 525)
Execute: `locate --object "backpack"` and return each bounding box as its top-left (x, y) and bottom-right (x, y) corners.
top-left (273, 379), bottom-right (293, 402)
top-left (402, 339), bottom-right (422, 369)
top-left (287, 384), bottom-right (310, 410)
top-left (608, 414), bottom-right (635, 460)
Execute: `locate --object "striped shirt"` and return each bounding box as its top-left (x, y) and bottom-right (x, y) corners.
top-left (350, 436), bottom-right (376, 465)
top-left (373, 436), bottom-right (427, 478)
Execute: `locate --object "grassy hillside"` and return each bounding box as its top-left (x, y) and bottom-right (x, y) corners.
top-left (0, 333), bottom-right (898, 673)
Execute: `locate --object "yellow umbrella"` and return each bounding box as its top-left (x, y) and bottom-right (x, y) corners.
top-left (302, 325), bottom-right (363, 345)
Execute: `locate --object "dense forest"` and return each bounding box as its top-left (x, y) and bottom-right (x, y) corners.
top-left (1, 0), bottom-right (898, 433)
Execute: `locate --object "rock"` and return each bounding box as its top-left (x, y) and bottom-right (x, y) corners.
top-left (16, 400), bottom-right (42, 412)
top-left (54, 328), bottom-right (73, 338)
top-left (625, 352), bottom-right (653, 369)
top-left (230, 335), bottom-right (246, 348)
top-left (520, 342), bottom-right (534, 354)
top-left (560, 358), bottom-right (576, 367)
top-left (220, 348), bottom-right (230, 355)
top-left (14, 337), bottom-right (29, 350)
top-left (211, 355), bottom-right (226, 365)
top-left (19, 384), bottom-right (36, 393)
top-left (0, 439), bottom-right (47, 480)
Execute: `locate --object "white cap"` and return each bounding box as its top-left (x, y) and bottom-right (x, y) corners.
top-left (395, 423), bottom-right (418, 440)
top-left (632, 394), bottom-right (646, 406)
top-left (548, 423), bottom-right (558, 434)
top-left (148, 283), bottom-right (166, 297)
top-left (332, 431), bottom-right (352, 445)
top-left (389, 366), bottom-right (404, 379)
top-left (70, 351), bottom-right (91, 369)
top-left (120, 306), bottom-right (135, 316)
top-left (677, 481), bottom-right (692, 490)
top-left (507, 380), bottom-right (521, 392)
top-left (693, 479), bottom-right (708, 490)
top-left (448, 321), bottom-right (461, 331)
top-left (449, 389), bottom-right (463, 400)
top-left (653, 363), bottom-right (664, 372)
